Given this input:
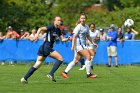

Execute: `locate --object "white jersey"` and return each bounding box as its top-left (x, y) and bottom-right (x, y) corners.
top-left (89, 30), bottom-right (100, 39)
top-left (73, 24), bottom-right (89, 52)
top-left (87, 29), bottom-right (100, 49)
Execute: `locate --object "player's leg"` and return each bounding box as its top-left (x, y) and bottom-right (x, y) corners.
top-left (61, 52), bottom-right (81, 78)
top-left (21, 56), bottom-right (45, 84)
top-left (79, 58), bottom-right (86, 70)
top-left (78, 48), bottom-right (97, 78)
top-left (88, 49), bottom-right (95, 70)
top-left (47, 50), bottom-right (63, 82)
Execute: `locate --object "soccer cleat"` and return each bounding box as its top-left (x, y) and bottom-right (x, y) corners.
top-left (61, 72), bottom-right (68, 78)
top-left (87, 73), bottom-right (97, 78)
top-left (47, 74), bottom-right (56, 82)
top-left (20, 77), bottom-right (28, 84)
top-left (107, 65), bottom-right (111, 67)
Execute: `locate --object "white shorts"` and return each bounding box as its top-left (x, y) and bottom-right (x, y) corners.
top-left (74, 45), bottom-right (87, 52)
top-left (87, 44), bottom-right (96, 50)
top-left (107, 46), bottom-right (117, 56)
top-left (73, 45), bottom-right (87, 60)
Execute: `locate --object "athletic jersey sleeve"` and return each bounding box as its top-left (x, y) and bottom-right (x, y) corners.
top-left (46, 25), bottom-right (52, 32)
top-left (86, 25), bottom-right (90, 36)
top-left (73, 24), bottom-right (80, 35)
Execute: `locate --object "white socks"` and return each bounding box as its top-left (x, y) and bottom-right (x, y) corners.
top-left (90, 56), bottom-right (94, 66)
top-left (65, 61), bottom-right (75, 73)
top-left (85, 60), bottom-right (91, 75)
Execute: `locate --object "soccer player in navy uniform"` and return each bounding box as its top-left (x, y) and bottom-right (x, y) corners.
top-left (21, 16), bottom-right (69, 83)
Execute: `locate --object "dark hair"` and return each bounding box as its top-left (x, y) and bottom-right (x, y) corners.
top-left (89, 23), bottom-right (95, 27)
top-left (53, 16), bottom-right (61, 21)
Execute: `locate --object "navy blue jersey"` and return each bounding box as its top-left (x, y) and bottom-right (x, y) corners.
top-left (45, 25), bottom-right (62, 48)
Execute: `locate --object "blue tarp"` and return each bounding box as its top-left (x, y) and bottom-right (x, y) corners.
top-left (0, 39), bottom-right (140, 64)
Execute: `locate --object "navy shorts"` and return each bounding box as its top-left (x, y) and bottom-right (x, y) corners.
top-left (37, 42), bottom-right (55, 57)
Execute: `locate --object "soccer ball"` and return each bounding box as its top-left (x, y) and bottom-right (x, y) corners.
top-left (124, 19), bottom-right (134, 27)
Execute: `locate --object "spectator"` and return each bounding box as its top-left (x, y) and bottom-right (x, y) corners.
top-left (5, 26), bottom-right (20, 39)
top-left (99, 28), bottom-right (106, 40)
top-left (38, 30), bottom-right (46, 40)
top-left (20, 31), bottom-right (30, 39)
top-left (124, 28), bottom-right (133, 40)
top-left (30, 29), bottom-right (36, 38)
top-left (65, 29), bottom-right (73, 41)
top-left (0, 31), bottom-right (5, 40)
top-left (117, 27), bottom-right (124, 43)
top-left (28, 29), bottom-right (37, 41)
top-left (20, 29), bottom-right (25, 37)
top-left (124, 27), bottom-right (139, 40)
top-left (106, 24), bottom-right (118, 67)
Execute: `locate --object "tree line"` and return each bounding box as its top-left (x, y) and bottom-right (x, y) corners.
top-left (0, 0), bottom-right (140, 38)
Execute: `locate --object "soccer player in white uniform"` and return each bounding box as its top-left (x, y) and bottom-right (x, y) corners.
top-left (79, 23), bottom-right (100, 70)
top-left (87, 23), bottom-right (100, 69)
top-left (61, 13), bottom-right (97, 78)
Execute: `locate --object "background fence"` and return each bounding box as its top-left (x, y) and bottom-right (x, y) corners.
top-left (0, 39), bottom-right (140, 64)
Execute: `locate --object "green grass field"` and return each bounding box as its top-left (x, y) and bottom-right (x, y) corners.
top-left (0, 64), bottom-right (140, 93)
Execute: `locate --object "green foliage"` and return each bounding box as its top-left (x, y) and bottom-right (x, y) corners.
top-left (120, 0), bottom-right (140, 7)
top-left (0, 0), bottom-right (140, 39)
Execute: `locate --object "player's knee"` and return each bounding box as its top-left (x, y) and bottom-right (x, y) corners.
top-left (73, 59), bottom-right (79, 64)
top-left (86, 56), bottom-right (91, 61)
top-left (58, 57), bottom-right (64, 62)
top-left (34, 60), bottom-right (42, 68)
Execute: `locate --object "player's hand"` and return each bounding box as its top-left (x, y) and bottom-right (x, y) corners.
top-left (94, 43), bottom-right (98, 48)
top-left (67, 37), bottom-right (71, 41)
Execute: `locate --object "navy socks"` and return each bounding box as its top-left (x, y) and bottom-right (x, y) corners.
top-left (49, 60), bottom-right (63, 76)
top-left (24, 67), bottom-right (37, 80)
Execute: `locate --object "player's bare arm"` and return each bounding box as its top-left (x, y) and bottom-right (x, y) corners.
top-left (71, 33), bottom-right (77, 51)
top-left (60, 35), bottom-right (69, 42)
top-left (87, 35), bottom-right (98, 48)
top-left (33, 27), bottom-right (47, 41)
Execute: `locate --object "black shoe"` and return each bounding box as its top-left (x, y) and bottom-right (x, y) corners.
top-left (107, 65), bottom-right (111, 67)
top-left (47, 74), bottom-right (56, 82)
top-left (115, 65), bottom-right (119, 67)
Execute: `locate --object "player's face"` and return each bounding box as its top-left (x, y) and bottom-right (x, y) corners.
top-left (80, 15), bottom-right (86, 24)
top-left (90, 24), bottom-right (95, 31)
top-left (54, 17), bottom-right (62, 26)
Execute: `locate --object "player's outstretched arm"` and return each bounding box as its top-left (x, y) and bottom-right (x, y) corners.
top-left (60, 35), bottom-right (69, 42)
top-left (33, 27), bottom-right (47, 41)
top-left (87, 35), bottom-right (98, 48)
